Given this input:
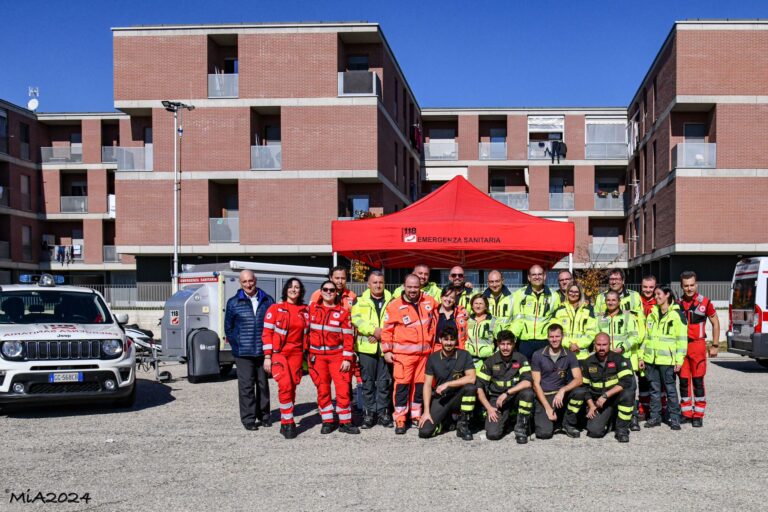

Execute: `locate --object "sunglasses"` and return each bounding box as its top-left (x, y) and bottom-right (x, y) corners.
top-left (321, 287), bottom-right (336, 293)
top-left (450, 273), bottom-right (464, 277)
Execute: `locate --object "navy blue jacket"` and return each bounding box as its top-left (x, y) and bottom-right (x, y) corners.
top-left (224, 288), bottom-right (275, 358)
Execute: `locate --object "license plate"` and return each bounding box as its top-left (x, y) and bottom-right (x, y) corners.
top-left (49, 372), bottom-right (83, 383)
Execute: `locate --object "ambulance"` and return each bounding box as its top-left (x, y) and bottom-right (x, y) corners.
top-left (0, 274), bottom-right (136, 408)
top-left (727, 257), bottom-right (768, 368)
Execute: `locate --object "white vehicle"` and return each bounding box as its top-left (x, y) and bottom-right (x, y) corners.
top-left (727, 257), bottom-right (768, 368)
top-left (0, 274), bottom-right (136, 408)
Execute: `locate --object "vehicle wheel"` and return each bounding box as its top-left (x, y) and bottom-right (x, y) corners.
top-left (219, 364), bottom-right (234, 377)
top-left (756, 359), bottom-right (768, 369)
top-left (113, 383), bottom-right (137, 408)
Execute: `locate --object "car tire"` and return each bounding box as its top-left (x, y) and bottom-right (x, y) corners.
top-left (113, 382), bottom-right (137, 408)
top-left (756, 359), bottom-right (768, 369)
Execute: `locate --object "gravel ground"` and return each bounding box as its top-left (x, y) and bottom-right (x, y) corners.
top-left (1, 353), bottom-right (767, 512)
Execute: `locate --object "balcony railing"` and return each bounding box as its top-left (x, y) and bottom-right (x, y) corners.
top-left (549, 192), bottom-right (574, 210)
top-left (589, 242), bottom-right (628, 262)
top-left (490, 192), bottom-right (529, 210)
top-left (208, 73), bottom-right (239, 98)
top-left (102, 146), bottom-right (118, 163)
top-left (479, 142), bottom-right (507, 160)
top-left (0, 187), bottom-right (8, 207)
top-left (594, 193), bottom-right (625, 210)
top-left (42, 244), bottom-right (84, 263)
top-left (672, 142), bottom-right (716, 169)
top-left (251, 145), bottom-right (282, 170)
top-left (586, 142), bottom-right (627, 159)
top-left (116, 146), bottom-right (153, 171)
top-left (209, 217), bottom-right (239, 243)
top-left (528, 141), bottom-right (553, 160)
top-left (103, 245), bottom-right (121, 263)
top-left (0, 241), bottom-right (9, 260)
top-left (338, 71), bottom-right (382, 96)
top-left (424, 141), bottom-right (458, 161)
top-left (41, 146), bottom-right (83, 164)
top-left (60, 196), bottom-right (88, 213)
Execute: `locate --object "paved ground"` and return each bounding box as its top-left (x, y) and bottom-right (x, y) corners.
top-left (1, 353), bottom-right (767, 511)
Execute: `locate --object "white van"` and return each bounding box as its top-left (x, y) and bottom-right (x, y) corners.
top-left (727, 257), bottom-right (768, 368)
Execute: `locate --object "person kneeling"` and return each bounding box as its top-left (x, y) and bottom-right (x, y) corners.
top-left (583, 333), bottom-right (635, 443)
top-left (418, 326), bottom-right (477, 441)
top-left (476, 330), bottom-right (534, 443)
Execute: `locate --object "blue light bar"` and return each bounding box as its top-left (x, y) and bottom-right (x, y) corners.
top-left (18, 274), bottom-right (65, 285)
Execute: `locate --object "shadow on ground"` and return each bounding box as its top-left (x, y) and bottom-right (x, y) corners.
top-left (711, 359), bottom-right (768, 373)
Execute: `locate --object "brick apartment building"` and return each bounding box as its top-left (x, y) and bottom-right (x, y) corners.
top-left (1, 19), bottom-right (767, 286)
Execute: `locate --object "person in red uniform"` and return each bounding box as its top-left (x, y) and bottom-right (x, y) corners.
top-left (309, 266), bottom-right (357, 311)
top-left (263, 278), bottom-right (309, 440)
top-left (308, 280), bottom-right (359, 434)
top-left (640, 275), bottom-right (657, 317)
top-left (678, 271), bottom-right (720, 427)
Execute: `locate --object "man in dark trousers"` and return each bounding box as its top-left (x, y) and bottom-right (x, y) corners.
top-left (224, 270), bottom-right (275, 430)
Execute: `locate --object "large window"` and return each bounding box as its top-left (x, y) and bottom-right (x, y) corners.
top-left (0, 290), bottom-right (113, 324)
top-left (585, 118), bottom-right (626, 159)
top-left (0, 109), bottom-right (8, 154)
top-left (20, 122), bottom-right (30, 160)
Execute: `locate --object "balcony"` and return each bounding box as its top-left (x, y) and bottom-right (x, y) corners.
top-left (41, 146), bottom-right (83, 164)
top-left (479, 142), bottom-right (507, 160)
top-left (594, 193), bottom-right (624, 211)
top-left (115, 146), bottom-right (153, 171)
top-left (209, 217), bottom-right (239, 243)
top-left (208, 73), bottom-right (239, 98)
top-left (490, 192), bottom-right (529, 210)
top-left (102, 146), bottom-right (118, 163)
top-left (338, 71), bottom-right (381, 96)
top-left (103, 245), bottom-right (121, 263)
top-left (42, 244), bottom-right (84, 263)
top-left (0, 241), bottom-right (9, 260)
top-left (589, 242), bottom-right (628, 262)
top-left (251, 145), bottom-right (282, 170)
top-left (424, 142), bottom-right (458, 161)
top-left (673, 143), bottom-right (716, 169)
top-left (586, 143), bottom-right (627, 160)
top-left (549, 193), bottom-right (574, 210)
top-left (528, 141), bottom-right (553, 160)
top-left (0, 187), bottom-right (8, 207)
top-left (60, 196), bottom-right (88, 213)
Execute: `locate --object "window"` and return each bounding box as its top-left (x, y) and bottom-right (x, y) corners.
top-left (0, 109), bottom-right (8, 154)
top-left (223, 58), bottom-right (238, 74)
top-left (20, 175), bottom-right (31, 211)
top-left (585, 118), bottom-right (625, 158)
top-left (651, 204), bottom-right (656, 250)
top-left (651, 140), bottom-right (657, 183)
top-left (652, 77), bottom-right (658, 121)
top-left (635, 215), bottom-right (642, 255)
top-left (402, 87), bottom-right (407, 131)
top-left (684, 123), bottom-right (706, 141)
top-left (20, 123), bottom-right (30, 160)
top-left (393, 143), bottom-right (398, 184)
top-left (393, 78), bottom-right (398, 115)
top-left (490, 176), bottom-right (506, 193)
top-left (347, 55), bottom-right (369, 71)
top-left (21, 225), bottom-right (32, 261)
top-left (490, 128), bottom-right (507, 143)
top-left (264, 125), bottom-right (281, 144)
top-left (347, 195), bottom-right (370, 218)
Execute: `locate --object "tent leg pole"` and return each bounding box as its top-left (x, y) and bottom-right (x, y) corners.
top-left (568, 253), bottom-right (573, 273)
top-left (333, 252), bottom-right (338, 267)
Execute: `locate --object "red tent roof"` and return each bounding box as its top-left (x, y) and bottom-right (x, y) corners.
top-left (332, 176), bottom-right (574, 269)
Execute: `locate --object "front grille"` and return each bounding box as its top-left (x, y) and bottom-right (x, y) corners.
top-left (24, 340), bottom-right (103, 361)
top-left (28, 382), bottom-right (102, 394)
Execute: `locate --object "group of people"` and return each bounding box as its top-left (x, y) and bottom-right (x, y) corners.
top-left (223, 262), bottom-right (720, 443)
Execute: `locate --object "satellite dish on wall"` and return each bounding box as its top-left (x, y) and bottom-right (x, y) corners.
top-left (27, 98), bottom-right (39, 111)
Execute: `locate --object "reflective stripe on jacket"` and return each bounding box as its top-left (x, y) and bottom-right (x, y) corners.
top-left (553, 302), bottom-right (597, 360)
top-left (511, 285), bottom-right (560, 341)
top-left (643, 304), bottom-right (688, 366)
top-left (483, 285), bottom-right (514, 324)
top-left (262, 302), bottom-right (309, 356)
top-left (594, 288), bottom-right (645, 320)
top-left (308, 302), bottom-right (355, 361)
top-left (350, 289), bottom-right (393, 355)
top-left (465, 315), bottom-right (502, 362)
top-left (597, 310), bottom-right (644, 371)
top-left (381, 294), bottom-right (438, 355)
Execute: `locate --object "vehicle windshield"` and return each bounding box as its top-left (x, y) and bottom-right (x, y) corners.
top-left (0, 290), bottom-right (113, 325)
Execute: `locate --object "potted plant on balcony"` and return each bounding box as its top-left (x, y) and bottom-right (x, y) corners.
top-left (597, 190), bottom-right (608, 198)
top-left (611, 190), bottom-right (620, 198)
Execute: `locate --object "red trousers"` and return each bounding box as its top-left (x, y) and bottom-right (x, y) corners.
top-left (392, 353), bottom-right (428, 425)
top-left (271, 350), bottom-right (303, 425)
top-left (680, 339), bottom-right (708, 418)
top-left (309, 353), bottom-right (352, 424)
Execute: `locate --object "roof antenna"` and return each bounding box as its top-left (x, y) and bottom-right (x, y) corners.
top-left (27, 86), bottom-right (39, 111)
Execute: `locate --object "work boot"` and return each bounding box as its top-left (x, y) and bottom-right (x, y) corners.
top-left (377, 414), bottom-right (394, 428)
top-left (564, 425), bottom-right (581, 438)
top-left (615, 431), bottom-right (630, 443)
top-left (681, 416), bottom-right (692, 424)
top-left (644, 418), bottom-right (662, 428)
top-left (280, 424), bottom-right (288, 438)
top-left (692, 418), bottom-right (703, 428)
top-left (669, 422), bottom-right (681, 431)
top-left (320, 422), bottom-right (336, 435)
top-left (339, 423), bottom-right (361, 435)
top-left (360, 413), bottom-right (376, 430)
top-left (284, 423), bottom-right (297, 439)
top-left (261, 415), bottom-right (273, 428)
top-left (514, 415), bottom-right (529, 445)
top-left (456, 414), bottom-right (473, 441)
top-left (395, 420), bottom-right (407, 435)
top-left (630, 416), bottom-right (641, 432)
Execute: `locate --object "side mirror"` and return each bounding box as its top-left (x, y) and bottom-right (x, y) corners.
top-left (115, 313), bottom-right (129, 325)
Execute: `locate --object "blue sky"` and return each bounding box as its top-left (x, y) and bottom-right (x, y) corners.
top-left (2, 0), bottom-right (766, 112)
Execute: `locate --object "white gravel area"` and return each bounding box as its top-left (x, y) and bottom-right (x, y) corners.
top-left (1, 353), bottom-right (767, 511)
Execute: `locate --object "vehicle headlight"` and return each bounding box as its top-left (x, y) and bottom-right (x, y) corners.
top-left (102, 339), bottom-right (123, 357)
top-left (1, 341), bottom-right (24, 359)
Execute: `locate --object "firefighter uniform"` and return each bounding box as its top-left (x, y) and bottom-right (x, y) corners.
top-left (393, 281), bottom-right (442, 301)
top-left (381, 293), bottom-right (439, 427)
top-left (594, 287), bottom-right (644, 318)
top-left (476, 351), bottom-right (534, 441)
top-left (530, 346), bottom-right (585, 439)
top-left (262, 302), bottom-right (309, 426)
top-left (678, 293), bottom-right (716, 420)
top-left (465, 315), bottom-right (502, 371)
top-left (483, 286), bottom-right (514, 326)
top-left (307, 302), bottom-right (356, 426)
top-left (511, 285), bottom-right (561, 359)
top-left (418, 349), bottom-right (477, 438)
top-left (643, 304), bottom-right (688, 426)
top-left (552, 302), bottom-right (598, 360)
top-left (581, 351), bottom-right (635, 440)
top-left (350, 289), bottom-right (393, 420)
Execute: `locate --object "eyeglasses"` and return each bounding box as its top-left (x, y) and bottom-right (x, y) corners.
top-left (450, 273), bottom-right (464, 278)
top-left (321, 287), bottom-right (336, 293)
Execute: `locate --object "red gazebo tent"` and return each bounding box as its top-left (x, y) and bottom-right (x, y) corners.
top-left (332, 176), bottom-right (575, 269)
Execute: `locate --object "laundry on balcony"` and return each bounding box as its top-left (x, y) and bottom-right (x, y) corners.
top-left (546, 140), bottom-right (567, 163)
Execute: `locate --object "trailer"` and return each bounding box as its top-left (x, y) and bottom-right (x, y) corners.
top-left (160, 261), bottom-right (328, 379)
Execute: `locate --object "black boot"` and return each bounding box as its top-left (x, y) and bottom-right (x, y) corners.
top-left (320, 422), bottom-right (336, 434)
top-left (360, 413), bottom-right (376, 430)
top-left (615, 430), bottom-right (630, 443)
top-left (377, 414), bottom-right (394, 428)
top-left (630, 415), bottom-right (641, 432)
top-left (339, 423), bottom-right (361, 435)
top-left (456, 414), bottom-right (473, 441)
top-left (514, 414), bottom-right (530, 445)
top-left (284, 423), bottom-right (297, 439)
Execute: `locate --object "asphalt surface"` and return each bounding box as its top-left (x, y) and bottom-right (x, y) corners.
top-left (1, 353), bottom-right (767, 511)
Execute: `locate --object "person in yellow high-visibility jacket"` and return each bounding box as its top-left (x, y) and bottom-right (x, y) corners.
top-left (511, 265), bottom-right (560, 359)
top-left (392, 263), bottom-right (441, 300)
top-left (552, 282), bottom-right (597, 361)
top-left (640, 284), bottom-right (688, 431)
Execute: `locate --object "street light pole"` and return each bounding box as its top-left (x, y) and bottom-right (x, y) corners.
top-left (162, 100), bottom-right (194, 293)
